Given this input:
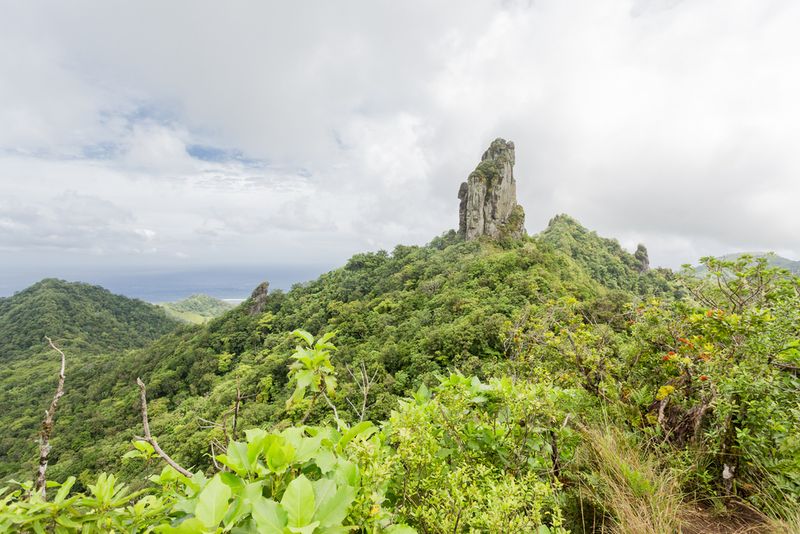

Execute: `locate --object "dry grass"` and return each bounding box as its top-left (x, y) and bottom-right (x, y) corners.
top-left (760, 503), bottom-right (800, 534)
top-left (574, 426), bottom-right (796, 533)
top-left (576, 425), bottom-right (688, 533)
top-left (765, 515), bottom-right (800, 534)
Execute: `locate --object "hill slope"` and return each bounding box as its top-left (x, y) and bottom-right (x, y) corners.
top-left (719, 252), bottom-right (800, 274)
top-left (3, 219), bottom-right (797, 530)
top-left (2, 220), bottom-right (676, 483)
top-left (0, 279), bottom-right (179, 360)
top-left (159, 294), bottom-right (235, 324)
top-left (0, 280), bottom-right (180, 478)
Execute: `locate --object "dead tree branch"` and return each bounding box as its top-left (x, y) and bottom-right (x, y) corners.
top-left (34, 337), bottom-right (66, 499)
top-left (135, 378), bottom-right (192, 478)
top-left (345, 361), bottom-right (378, 422)
top-left (232, 377), bottom-right (241, 440)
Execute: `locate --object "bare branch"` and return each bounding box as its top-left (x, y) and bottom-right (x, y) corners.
top-left (209, 441), bottom-right (223, 471)
top-left (344, 361), bottom-right (377, 422)
top-left (232, 377), bottom-right (241, 441)
top-left (135, 378), bottom-right (192, 478)
top-left (34, 337), bottom-right (66, 499)
top-left (197, 416), bottom-right (225, 429)
top-left (320, 389), bottom-right (342, 430)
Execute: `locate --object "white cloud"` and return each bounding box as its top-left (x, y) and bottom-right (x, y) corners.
top-left (0, 0), bottom-right (798, 290)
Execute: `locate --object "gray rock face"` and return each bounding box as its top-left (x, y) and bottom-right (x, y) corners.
top-left (248, 281), bottom-right (269, 315)
top-left (634, 244), bottom-right (650, 272)
top-left (458, 138), bottom-right (526, 240)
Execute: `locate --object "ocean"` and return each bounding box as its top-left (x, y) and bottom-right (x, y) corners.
top-left (0, 264), bottom-right (334, 303)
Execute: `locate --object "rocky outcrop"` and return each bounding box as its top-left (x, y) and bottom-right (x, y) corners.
top-left (634, 244), bottom-right (650, 272)
top-left (458, 138), bottom-right (526, 240)
top-left (248, 281), bottom-right (269, 315)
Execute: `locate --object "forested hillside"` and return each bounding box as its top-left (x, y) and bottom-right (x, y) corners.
top-left (0, 279), bottom-right (179, 360)
top-left (0, 280), bottom-right (180, 479)
top-left (159, 294), bottom-right (235, 324)
top-left (2, 220), bottom-right (799, 532)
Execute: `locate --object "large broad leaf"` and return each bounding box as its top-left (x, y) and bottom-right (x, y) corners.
top-left (223, 481), bottom-right (263, 527)
top-left (287, 522), bottom-right (320, 534)
top-left (251, 497), bottom-right (287, 532)
top-left (219, 471), bottom-right (245, 492)
top-left (195, 474), bottom-right (232, 529)
top-left (155, 517), bottom-right (207, 533)
top-left (289, 369), bottom-right (317, 406)
top-left (316, 331), bottom-right (336, 344)
top-left (323, 375), bottom-right (337, 396)
top-left (312, 479), bottom-right (355, 528)
top-left (315, 527), bottom-right (355, 534)
top-left (292, 329), bottom-right (315, 346)
top-left (244, 428), bottom-right (270, 466)
top-left (281, 475), bottom-right (315, 528)
top-left (265, 436), bottom-right (296, 473)
top-left (384, 525), bottom-right (418, 534)
top-left (294, 370), bottom-right (316, 391)
top-left (313, 449), bottom-right (337, 474)
top-left (282, 427), bottom-right (323, 463)
top-left (53, 476), bottom-right (76, 504)
top-left (338, 421), bottom-right (376, 450)
top-left (185, 471), bottom-right (208, 494)
top-left (333, 460), bottom-right (359, 487)
top-left (217, 441), bottom-right (251, 476)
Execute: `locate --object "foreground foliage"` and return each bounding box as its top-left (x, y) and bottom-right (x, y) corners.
top-left (2, 219), bottom-right (799, 532)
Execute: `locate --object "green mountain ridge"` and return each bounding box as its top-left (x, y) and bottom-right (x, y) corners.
top-left (0, 279), bottom-right (181, 478)
top-left (0, 278), bottom-right (179, 360)
top-left (2, 217), bottom-right (799, 532)
top-left (0, 216), bottom-right (672, 484)
top-left (692, 251), bottom-right (800, 276)
top-left (717, 252), bottom-right (800, 274)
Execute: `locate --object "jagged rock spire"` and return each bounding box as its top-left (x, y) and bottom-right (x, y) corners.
top-left (248, 281), bottom-right (269, 315)
top-left (458, 138), bottom-right (526, 240)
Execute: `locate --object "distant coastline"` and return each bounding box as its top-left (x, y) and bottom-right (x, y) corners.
top-left (0, 264), bottom-right (333, 302)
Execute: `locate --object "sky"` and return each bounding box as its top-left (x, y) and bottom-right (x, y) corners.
top-left (1, 0), bottom-right (799, 297)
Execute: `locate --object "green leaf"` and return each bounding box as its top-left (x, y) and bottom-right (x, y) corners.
top-left (265, 437), bottom-right (296, 473)
top-left (384, 526), bottom-right (417, 534)
top-left (313, 449), bottom-right (337, 474)
top-left (333, 460), bottom-right (359, 487)
top-left (251, 497), bottom-right (287, 531)
top-left (223, 495), bottom-right (247, 529)
top-left (54, 515), bottom-right (82, 528)
top-left (281, 474), bottom-right (315, 527)
top-left (155, 517), bottom-right (207, 533)
top-left (316, 331), bottom-right (336, 345)
top-left (152, 465), bottom-right (181, 485)
top-left (195, 474), bottom-right (232, 529)
top-left (294, 370), bottom-right (315, 390)
top-left (339, 421), bottom-right (376, 450)
top-left (217, 441), bottom-right (252, 476)
top-left (294, 436), bottom-right (323, 464)
top-left (219, 471), bottom-right (245, 492)
top-left (244, 428), bottom-right (270, 466)
top-left (133, 439), bottom-right (155, 455)
top-left (414, 383), bottom-right (430, 403)
top-left (288, 522), bottom-right (320, 534)
top-left (292, 329), bottom-right (315, 346)
top-left (323, 375), bottom-right (337, 396)
top-left (53, 476), bottom-right (75, 504)
top-left (312, 479), bottom-right (355, 527)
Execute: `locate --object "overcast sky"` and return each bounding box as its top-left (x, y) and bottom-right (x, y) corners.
top-left (1, 0), bottom-right (799, 294)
